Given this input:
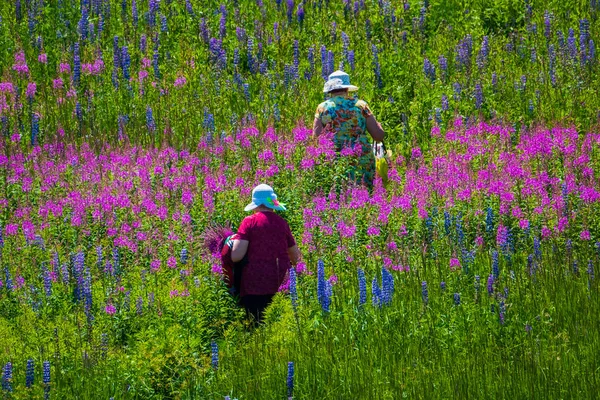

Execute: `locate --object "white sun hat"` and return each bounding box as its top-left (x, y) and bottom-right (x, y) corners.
top-left (244, 184), bottom-right (287, 212)
top-left (323, 70), bottom-right (359, 93)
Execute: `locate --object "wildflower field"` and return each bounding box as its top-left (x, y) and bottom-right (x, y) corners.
top-left (1, 0), bottom-right (600, 398)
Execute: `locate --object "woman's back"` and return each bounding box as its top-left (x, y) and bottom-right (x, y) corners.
top-left (236, 211), bottom-right (295, 296)
top-left (315, 95), bottom-right (372, 150)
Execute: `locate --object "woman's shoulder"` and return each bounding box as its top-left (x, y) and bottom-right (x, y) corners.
top-left (321, 97), bottom-right (341, 108)
top-left (354, 99), bottom-right (369, 109)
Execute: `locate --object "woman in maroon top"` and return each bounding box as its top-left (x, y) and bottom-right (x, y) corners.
top-left (231, 184), bottom-right (301, 323)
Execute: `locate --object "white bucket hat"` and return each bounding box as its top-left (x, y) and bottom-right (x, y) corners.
top-left (244, 184), bottom-right (287, 212)
top-left (323, 70), bottom-right (359, 93)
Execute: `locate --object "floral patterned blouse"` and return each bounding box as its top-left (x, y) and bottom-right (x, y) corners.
top-left (315, 95), bottom-right (375, 185)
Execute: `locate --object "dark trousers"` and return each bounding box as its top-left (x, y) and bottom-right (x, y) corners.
top-left (241, 294), bottom-right (274, 324)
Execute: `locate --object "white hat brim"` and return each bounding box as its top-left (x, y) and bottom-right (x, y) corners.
top-left (323, 84), bottom-right (359, 93)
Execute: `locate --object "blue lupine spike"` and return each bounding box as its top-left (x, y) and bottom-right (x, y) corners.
top-left (287, 361), bottom-right (294, 398)
top-left (357, 268), bottom-right (367, 306)
top-left (421, 281), bottom-right (428, 305)
top-left (211, 340), bottom-right (218, 369)
top-left (289, 268), bottom-right (298, 310)
top-left (26, 359), bottom-right (34, 388)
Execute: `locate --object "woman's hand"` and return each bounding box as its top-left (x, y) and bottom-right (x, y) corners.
top-left (287, 245), bottom-right (301, 266)
top-left (231, 239), bottom-right (249, 262)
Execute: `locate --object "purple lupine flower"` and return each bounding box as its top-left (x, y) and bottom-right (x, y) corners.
top-left (499, 301), bottom-right (506, 324)
top-left (297, 2), bottom-right (304, 25)
top-left (136, 296), bottom-right (143, 315)
top-left (327, 50), bottom-right (335, 77)
top-left (146, 106), bottom-right (156, 132)
top-left (357, 268), bottom-right (367, 306)
top-left (492, 250), bottom-right (499, 278)
top-left (438, 55), bottom-right (447, 80)
top-left (78, 5), bottom-right (89, 40)
top-left (16, 0), bottom-right (22, 22)
top-left (476, 36), bottom-right (489, 69)
top-left (121, 46), bottom-right (131, 81)
top-left (317, 259), bottom-right (330, 312)
top-left (381, 267), bottom-right (394, 305)
top-left (372, 277), bottom-right (381, 307)
top-left (487, 274), bottom-right (494, 295)
top-left (567, 28), bottom-right (577, 60)
top-left (320, 45), bottom-right (327, 80)
top-left (474, 82), bottom-right (483, 109)
top-left (372, 44), bottom-right (382, 88)
top-left (211, 340), bottom-right (219, 369)
top-left (219, 11), bottom-right (226, 39)
top-left (160, 14), bottom-right (168, 32)
top-left (454, 293), bottom-right (461, 306)
top-left (544, 10), bottom-right (551, 40)
top-left (26, 359), bottom-right (34, 388)
top-left (132, 0), bottom-right (138, 27)
top-left (421, 281), bottom-right (429, 304)
top-left (42, 360), bottom-right (50, 385)
top-left (185, 0), bottom-right (194, 16)
top-left (453, 82), bottom-right (461, 101)
top-left (455, 34), bottom-right (473, 69)
top-left (2, 362), bottom-right (12, 392)
top-left (31, 113), bottom-right (40, 146)
top-left (43, 263), bottom-right (52, 297)
top-left (73, 42), bottom-right (81, 86)
top-left (200, 18), bottom-right (210, 43)
top-left (440, 281), bottom-right (446, 291)
top-left (287, 361), bottom-right (294, 398)
top-left (441, 94), bottom-right (449, 111)
top-left (365, 18), bottom-right (372, 41)
top-left (286, 0), bottom-right (295, 24)
top-left (289, 267), bottom-right (298, 310)
top-left (423, 58), bottom-right (436, 82)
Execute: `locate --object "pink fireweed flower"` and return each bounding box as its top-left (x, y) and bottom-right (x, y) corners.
top-left (53, 78), bottom-right (64, 90)
top-left (15, 276), bottom-right (25, 289)
top-left (150, 259), bottom-right (161, 272)
top-left (580, 230), bottom-right (591, 241)
top-left (296, 262), bottom-right (307, 274)
top-left (329, 274), bottom-right (338, 285)
top-left (336, 220), bottom-right (356, 238)
top-left (541, 226), bottom-right (551, 238)
top-left (211, 264), bottom-right (223, 275)
top-left (411, 147), bottom-right (422, 159)
top-left (38, 53), bottom-right (47, 63)
top-left (26, 82), bottom-right (37, 100)
top-left (169, 289), bottom-right (179, 298)
top-left (174, 76), bottom-right (187, 87)
top-left (5, 224), bottom-right (18, 236)
top-left (12, 51), bottom-right (29, 75)
top-left (449, 258), bottom-right (461, 270)
top-left (431, 125), bottom-right (441, 137)
top-left (475, 236), bottom-right (484, 246)
top-left (519, 219), bottom-right (529, 230)
top-left (105, 302), bottom-right (116, 315)
top-left (387, 241), bottom-right (398, 251)
top-left (366, 226), bottom-right (380, 236)
top-left (138, 70), bottom-right (149, 82)
top-left (59, 63), bottom-right (71, 73)
top-left (167, 256), bottom-right (177, 269)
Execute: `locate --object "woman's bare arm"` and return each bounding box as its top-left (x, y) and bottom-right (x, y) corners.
top-left (231, 239), bottom-right (249, 262)
top-left (312, 117), bottom-right (323, 137)
top-left (366, 115), bottom-right (385, 142)
top-left (287, 245), bottom-right (301, 266)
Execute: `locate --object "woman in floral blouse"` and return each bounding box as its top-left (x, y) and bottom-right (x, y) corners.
top-left (313, 70), bottom-right (386, 187)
